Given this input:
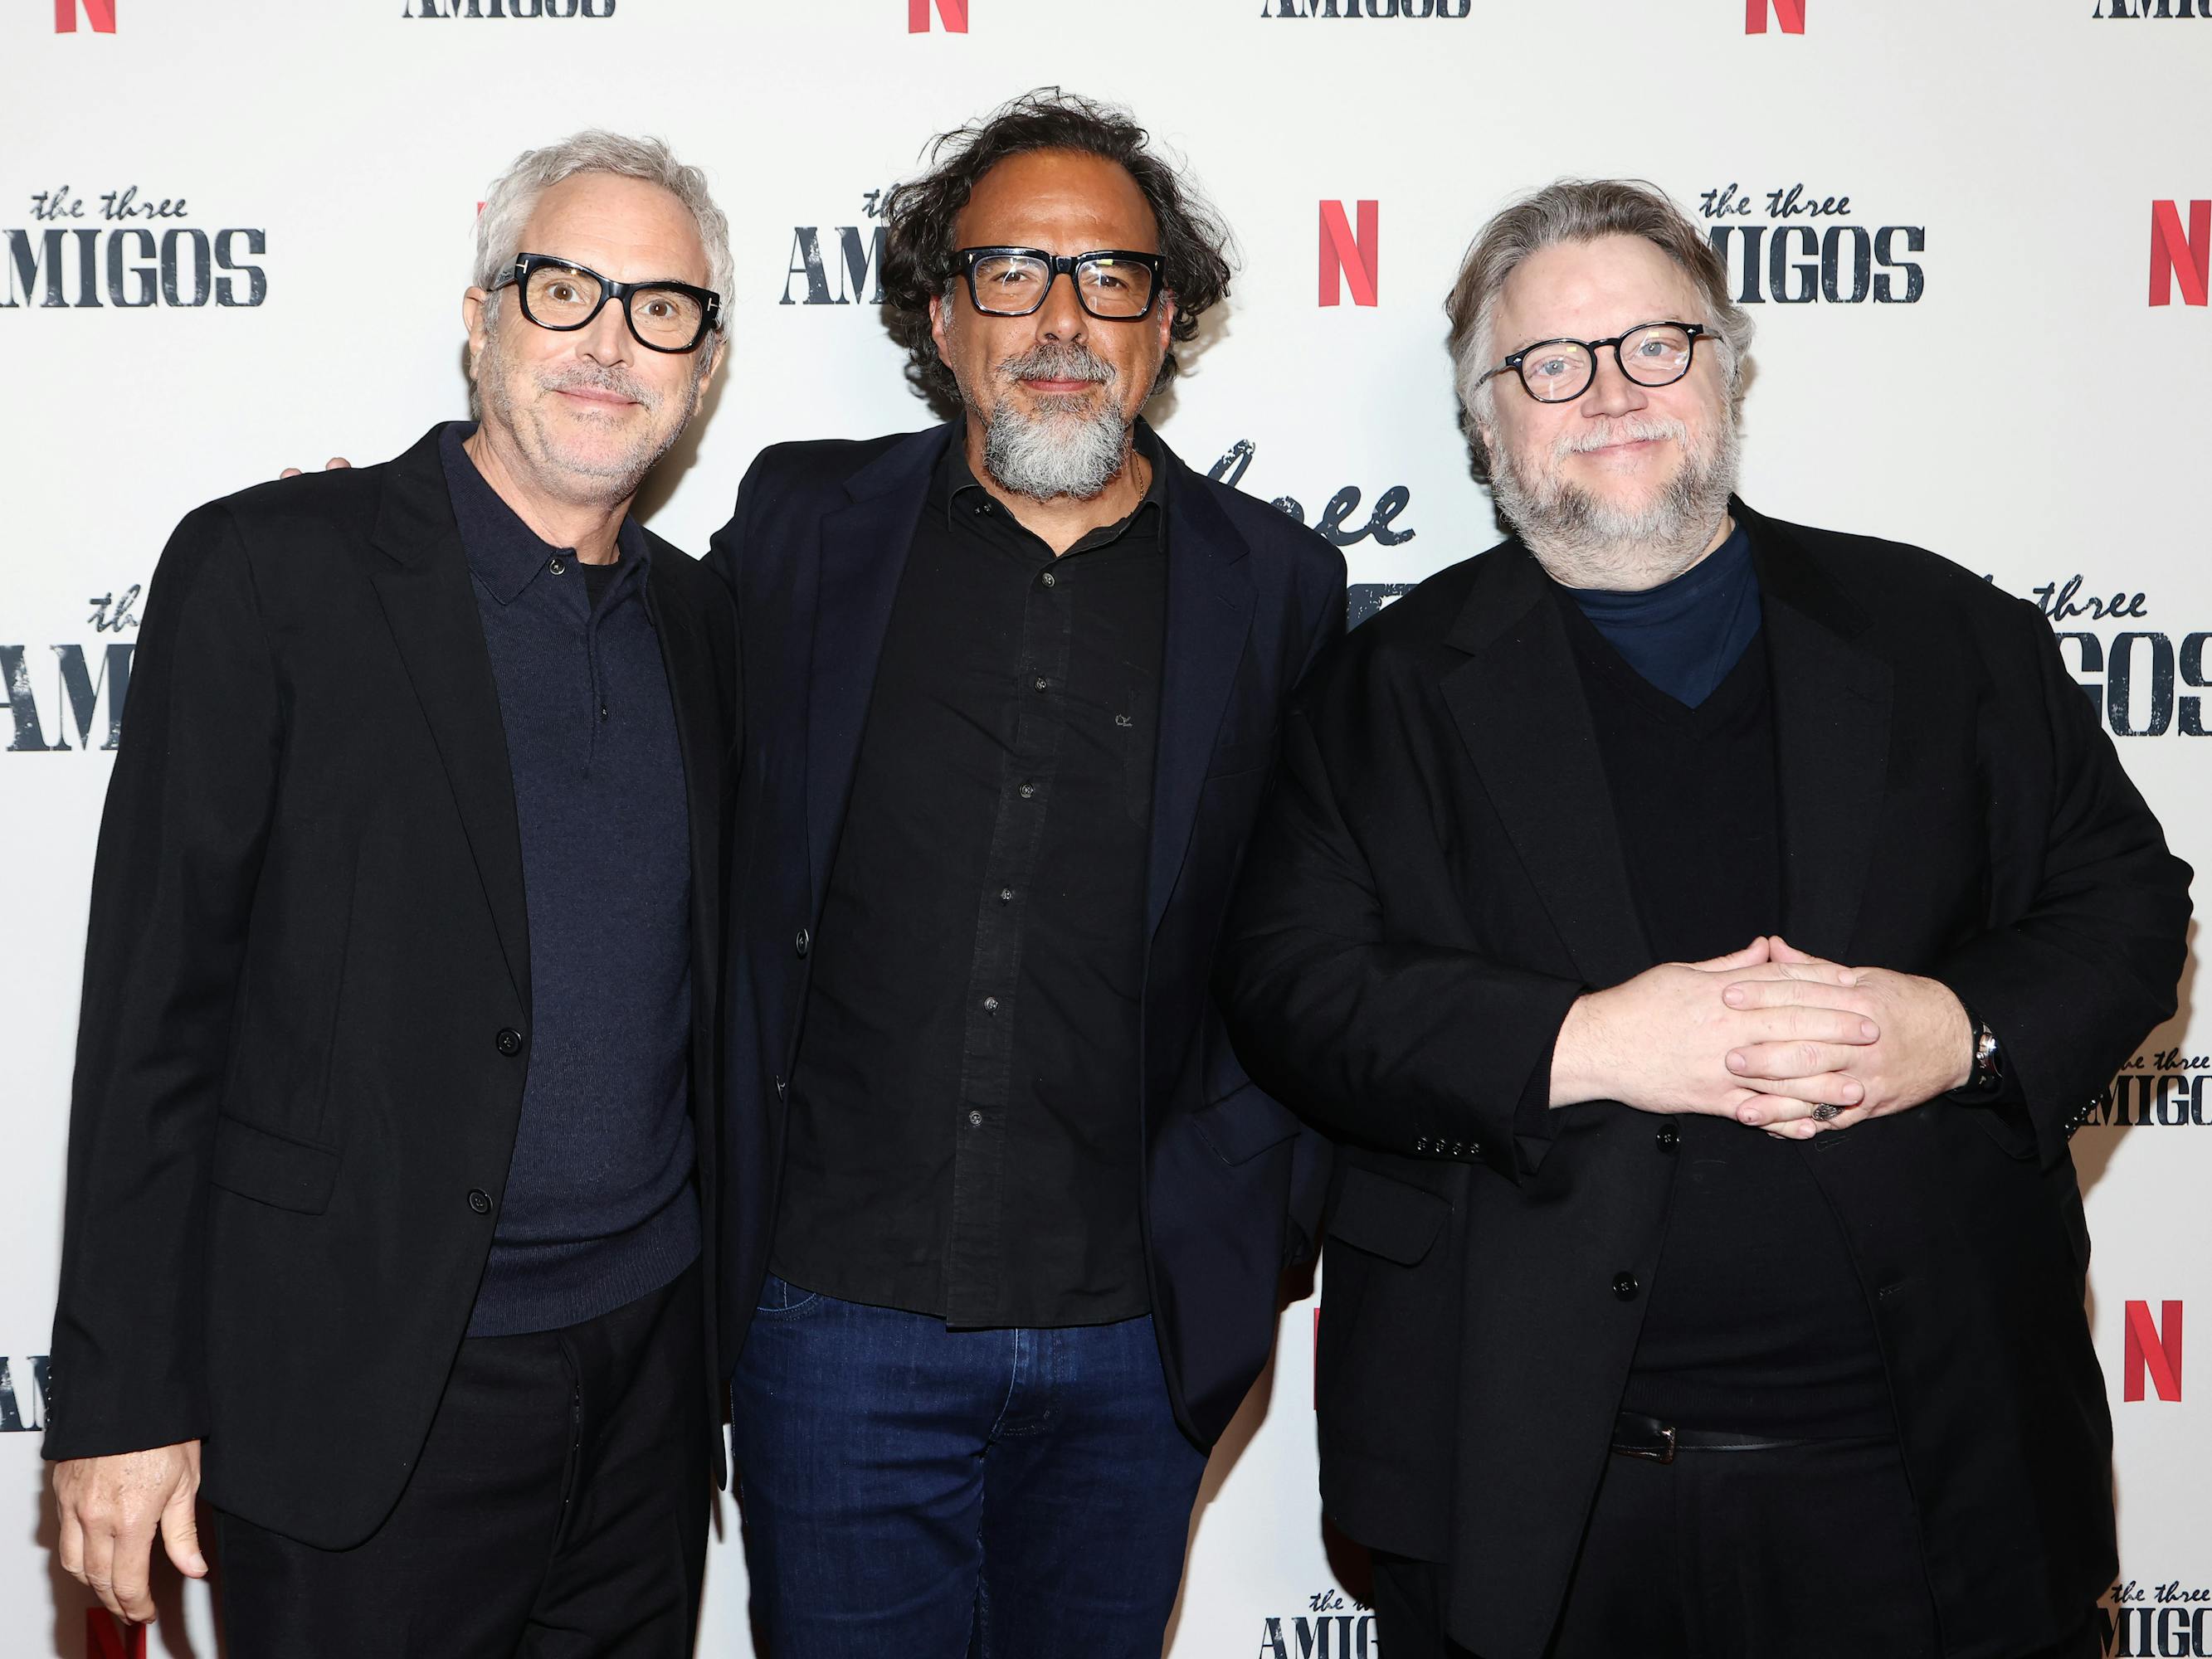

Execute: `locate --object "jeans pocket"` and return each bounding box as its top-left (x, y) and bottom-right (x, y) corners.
top-left (753, 1272), bottom-right (824, 1317)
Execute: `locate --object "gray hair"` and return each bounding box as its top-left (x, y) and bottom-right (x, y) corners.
top-left (473, 130), bottom-right (733, 326)
top-left (1445, 179), bottom-right (1752, 484)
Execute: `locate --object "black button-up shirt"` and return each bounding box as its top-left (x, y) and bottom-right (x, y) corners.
top-left (772, 428), bottom-right (1169, 1329)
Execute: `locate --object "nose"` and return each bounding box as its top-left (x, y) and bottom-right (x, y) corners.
top-left (1579, 348), bottom-right (1649, 419)
top-left (1032, 265), bottom-right (1089, 346)
top-left (575, 292), bottom-right (636, 367)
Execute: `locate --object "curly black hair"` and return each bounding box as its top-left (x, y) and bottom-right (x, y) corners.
top-left (880, 88), bottom-right (1235, 408)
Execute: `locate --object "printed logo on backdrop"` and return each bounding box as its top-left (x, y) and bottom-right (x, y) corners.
top-left (399, 0), bottom-right (615, 17)
top-left (2089, 1045), bottom-right (2212, 1128)
top-left (1698, 181), bottom-right (1922, 304)
top-left (909, 0), bottom-right (966, 30)
top-left (3, 186), bottom-right (266, 309)
top-left (54, 0), bottom-right (115, 30)
top-left (1258, 1), bottom-right (1474, 17)
top-left (2101, 1579), bottom-right (2212, 1657)
top-left (1209, 441), bottom-right (1415, 627)
top-left (0, 1355), bottom-right (49, 1430)
top-left (3, 584), bottom-right (138, 754)
top-left (782, 189), bottom-right (887, 308)
top-left (2005, 573), bottom-right (2212, 739)
top-left (1319, 202), bottom-right (1378, 308)
top-left (1745, 0), bottom-right (1805, 32)
top-left (2120, 1299), bottom-right (2182, 1403)
top-left (1259, 1588), bottom-right (1378, 1658)
top-left (2093, 0), bottom-right (2209, 17)
top-left (2151, 201), bottom-right (2208, 306)
top-left (86, 1613), bottom-right (148, 1659)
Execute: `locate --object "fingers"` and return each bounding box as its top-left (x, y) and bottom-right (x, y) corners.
top-left (1729, 1060), bottom-right (1867, 1106)
top-left (109, 1517), bottom-right (158, 1624)
top-left (1724, 977), bottom-right (1877, 1013)
top-left (325, 456), bottom-right (353, 469)
top-left (1765, 937), bottom-right (1863, 985)
top-left (56, 1499), bottom-right (85, 1583)
top-left (80, 1516), bottom-right (126, 1622)
top-left (1687, 939), bottom-right (1773, 971)
top-left (160, 1484), bottom-right (207, 1580)
top-left (278, 467), bottom-right (303, 479)
top-left (1728, 1078), bottom-right (1861, 1126)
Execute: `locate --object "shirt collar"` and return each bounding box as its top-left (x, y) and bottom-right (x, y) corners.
top-left (438, 421), bottom-right (650, 606)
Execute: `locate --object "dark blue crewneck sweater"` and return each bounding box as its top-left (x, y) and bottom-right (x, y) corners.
top-left (441, 422), bottom-right (699, 1338)
top-left (1562, 523), bottom-right (1760, 708)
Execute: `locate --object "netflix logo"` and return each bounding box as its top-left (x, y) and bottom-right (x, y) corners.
top-left (1746, 0), bottom-right (1804, 32)
top-left (2151, 201), bottom-right (2209, 307)
top-left (1318, 201), bottom-right (1378, 308)
top-left (2122, 1300), bottom-right (2183, 1404)
top-left (55, 0), bottom-right (114, 30)
top-left (909, 0), bottom-right (967, 30)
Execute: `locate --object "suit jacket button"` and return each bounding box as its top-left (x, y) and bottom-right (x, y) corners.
top-left (1467, 1141), bottom-right (1481, 1157)
top-left (1415, 1136), bottom-right (1430, 1153)
top-left (1655, 1121), bottom-right (1679, 1153)
top-left (495, 1028), bottom-right (524, 1057)
top-left (795, 928), bottom-right (811, 958)
top-left (1612, 1272), bottom-right (1640, 1301)
top-left (467, 1189), bottom-right (493, 1215)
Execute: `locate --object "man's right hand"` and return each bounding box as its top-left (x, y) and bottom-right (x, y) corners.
top-left (1550, 940), bottom-right (1878, 1132)
top-left (278, 458), bottom-right (353, 479)
top-left (54, 1440), bottom-right (207, 1624)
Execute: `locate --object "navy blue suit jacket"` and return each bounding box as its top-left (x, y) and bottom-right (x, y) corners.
top-left (704, 420), bottom-right (1345, 1445)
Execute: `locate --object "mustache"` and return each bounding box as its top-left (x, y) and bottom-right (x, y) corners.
top-left (537, 361), bottom-right (659, 410)
top-left (1556, 416), bottom-right (1687, 458)
top-left (996, 343), bottom-right (1115, 387)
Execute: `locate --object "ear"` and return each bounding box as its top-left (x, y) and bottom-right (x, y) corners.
top-left (695, 333), bottom-right (727, 399)
top-left (463, 286), bottom-right (491, 380)
top-left (928, 289), bottom-right (951, 362)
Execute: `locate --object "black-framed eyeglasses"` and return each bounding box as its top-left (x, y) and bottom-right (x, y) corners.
top-left (489, 253), bottom-right (722, 354)
top-left (1476, 321), bottom-right (1707, 404)
top-left (955, 247), bottom-right (1166, 320)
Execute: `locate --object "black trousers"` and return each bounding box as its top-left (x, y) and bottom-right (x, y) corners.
top-left (217, 1262), bottom-right (710, 1659)
top-left (1369, 1437), bottom-right (2102, 1659)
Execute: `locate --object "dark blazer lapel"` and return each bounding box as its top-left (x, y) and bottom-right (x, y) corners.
top-left (801, 424), bottom-right (948, 918)
top-left (367, 428), bottom-right (532, 1010)
top-left (1742, 503), bottom-right (1894, 961)
top-left (1146, 447), bottom-right (1257, 937)
top-left (1440, 542), bottom-right (1650, 990)
top-left (645, 558), bottom-right (722, 1012)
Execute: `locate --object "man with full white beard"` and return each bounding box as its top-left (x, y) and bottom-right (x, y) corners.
top-left (1218, 179), bottom-right (2190, 1659)
top-left (705, 90), bottom-right (1344, 1657)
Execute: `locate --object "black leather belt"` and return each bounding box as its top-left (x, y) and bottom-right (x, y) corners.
top-left (1610, 1410), bottom-right (1877, 1464)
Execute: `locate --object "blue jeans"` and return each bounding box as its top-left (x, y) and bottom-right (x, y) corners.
top-left (731, 1275), bottom-right (1211, 1659)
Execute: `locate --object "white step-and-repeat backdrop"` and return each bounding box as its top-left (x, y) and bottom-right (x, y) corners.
top-left (4, 1), bottom-right (2206, 1653)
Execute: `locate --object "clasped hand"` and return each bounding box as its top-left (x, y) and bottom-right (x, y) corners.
top-left (1552, 937), bottom-right (1971, 1139)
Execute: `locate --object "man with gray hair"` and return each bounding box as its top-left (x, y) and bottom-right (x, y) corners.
top-left (1220, 178), bottom-right (2189, 1659)
top-left (45, 131), bottom-right (738, 1654)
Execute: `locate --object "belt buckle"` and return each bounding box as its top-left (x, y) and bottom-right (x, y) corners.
top-left (1619, 1423), bottom-right (1677, 1466)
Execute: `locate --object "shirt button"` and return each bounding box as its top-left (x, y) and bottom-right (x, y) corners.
top-left (1033, 677), bottom-right (1050, 691)
top-left (548, 557), bottom-right (565, 575)
top-left (983, 996), bottom-right (999, 1012)
top-left (1041, 572), bottom-right (1057, 588)
top-left (795, 928), bottom-right (811, 958)
top-left (495, 1028), bottom-right (524, 1057)
top-left (999, 888), bottom-right (1015, 902)
top-left (468, 1189), bottom-right (493, 1215)
top-left (1655, 1121), bottom-right (1680, 1153)
top-left (1612, 1272), bottom-right (1640, 1301)
top-left (1018, 782), bottom-right (1036, 799)
top-left (968, 1110), bottom-right (983, 1126)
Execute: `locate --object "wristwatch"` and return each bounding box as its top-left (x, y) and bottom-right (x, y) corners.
top-left (1958, 1002), bottom-right (2005, 1096)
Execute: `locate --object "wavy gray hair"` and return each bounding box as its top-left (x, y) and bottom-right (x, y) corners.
top-left (1445, 179), bottom-right (1752, 484)
top-left (473, 130), bottom-right (733, 324)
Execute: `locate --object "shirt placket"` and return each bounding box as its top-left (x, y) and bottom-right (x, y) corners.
top-left (943, 551), bottom-right (1075, 1326)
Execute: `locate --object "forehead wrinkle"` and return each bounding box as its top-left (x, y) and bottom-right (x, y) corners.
top-left (520, 179), bottom-right (707, 287)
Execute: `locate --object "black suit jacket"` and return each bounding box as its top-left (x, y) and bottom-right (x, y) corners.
top-left (704, 420), bottom-right (1345, 1445)
top-left (1219, 502), bottom-right (2191, 1659)
top-left (45, 427), bottom-right (739, 1547)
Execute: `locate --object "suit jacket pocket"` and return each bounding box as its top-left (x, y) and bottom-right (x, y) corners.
top-left (210, 1113), bottom-right (343, 1215)
top-left (1327, 1166), bottom-right (1449, 1266)
top-left (1192, 1082), bottom-right (1304, 1165)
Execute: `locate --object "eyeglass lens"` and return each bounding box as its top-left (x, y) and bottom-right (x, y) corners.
top-left (521, 261), bottom-right (705, 349)
top-left (1520, 324), bottom-right (1696, 402)
top-left (970, 253), bottom-right (1157, 318)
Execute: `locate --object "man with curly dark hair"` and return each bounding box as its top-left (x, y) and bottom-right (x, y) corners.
top-left (708, 89), bottom-right (1345, 1657)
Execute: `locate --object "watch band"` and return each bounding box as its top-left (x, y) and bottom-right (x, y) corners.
top-left (1957, 1000), bottom-right (2004, 1095)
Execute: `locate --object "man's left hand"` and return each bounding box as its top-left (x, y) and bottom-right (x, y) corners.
top-left (1717, 937), bottom-right (1973, 1134)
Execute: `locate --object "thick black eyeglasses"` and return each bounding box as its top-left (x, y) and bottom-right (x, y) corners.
top-left (956, 247), bottom-right (1166, 320)
top-left (489, 253), bottom-right (722, 354)
top-left (1476, 321), bottom-right (1707, 404)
